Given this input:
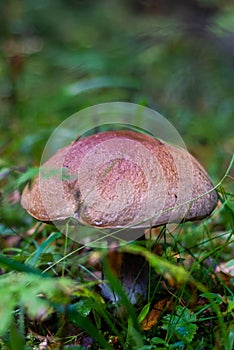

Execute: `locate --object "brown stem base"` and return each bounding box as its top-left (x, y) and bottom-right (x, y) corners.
top-left (101, 250), bottom-right (149, 306)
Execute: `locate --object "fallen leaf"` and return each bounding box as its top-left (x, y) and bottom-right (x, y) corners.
top-left (215, 260), bottom-right (234, 277)
top-left (141, 297), bottom-right (171, 331)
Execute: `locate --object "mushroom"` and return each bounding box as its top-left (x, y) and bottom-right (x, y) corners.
top-left (21, 129), bottom-right (218, 305)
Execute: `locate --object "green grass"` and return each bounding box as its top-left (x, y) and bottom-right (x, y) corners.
top-left (0, 167), bottom-right (233, 349)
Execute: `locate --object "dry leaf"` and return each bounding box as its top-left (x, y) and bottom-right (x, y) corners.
top-left (26, 222), bottom-right (45, 236)
top-left (215, 260), bottom-right (234, 277)
top-left (141, 297), bottom-right (171, 330)
top-left (108, 336), bottom-right (119, 344)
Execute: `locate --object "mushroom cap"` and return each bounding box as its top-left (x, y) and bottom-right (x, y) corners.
top-left (21, 130), bottom-right (218, 228)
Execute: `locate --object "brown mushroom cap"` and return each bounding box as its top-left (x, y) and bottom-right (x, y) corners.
top-left (21, 130), bottom-right (218, 228)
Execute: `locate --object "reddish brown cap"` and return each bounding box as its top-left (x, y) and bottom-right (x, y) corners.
top-left (21, 130), bottom-right (218, 228)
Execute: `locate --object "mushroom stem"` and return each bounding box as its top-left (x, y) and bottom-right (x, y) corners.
top-left (101, 238), bottom-right (149, 306)
top-left (120, 250), bottom-right (149, 305)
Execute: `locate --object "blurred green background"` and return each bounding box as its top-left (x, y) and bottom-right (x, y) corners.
top-left (0, 0), bottom-right (233, 181)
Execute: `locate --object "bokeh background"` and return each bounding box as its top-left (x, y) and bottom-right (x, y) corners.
top-left (1, 0), bottom-right (233, 184)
